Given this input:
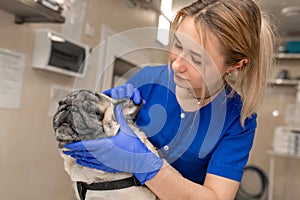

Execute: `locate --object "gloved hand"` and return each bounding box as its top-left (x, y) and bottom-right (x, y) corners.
top-left (103, 83), bottom-right (142, 105)
top-left (64, 104), bottom-right (163, 185)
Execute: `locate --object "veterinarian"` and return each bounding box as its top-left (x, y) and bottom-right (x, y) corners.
top-left (64, 0), bottom-right (275, 199)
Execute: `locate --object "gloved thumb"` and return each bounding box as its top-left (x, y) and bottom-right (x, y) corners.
top-left (115, 105), bottom-right (133, 134)
top-left (132, 88), bottom-right (142, 105)
top-left (103, 89), bottom-right (112, 97)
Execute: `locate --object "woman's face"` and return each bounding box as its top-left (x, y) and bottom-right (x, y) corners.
top-left (171, 16), bottom-right (227, 91)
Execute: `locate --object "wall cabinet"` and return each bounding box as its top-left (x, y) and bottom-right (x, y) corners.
top-left (0, 0), bottom-right (65, 24)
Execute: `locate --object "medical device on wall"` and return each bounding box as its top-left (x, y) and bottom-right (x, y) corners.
top-left (32, 29), bottom-right (90, 78)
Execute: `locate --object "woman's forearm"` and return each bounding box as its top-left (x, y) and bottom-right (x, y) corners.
top-left (145, 165), bottom-right (218, 200)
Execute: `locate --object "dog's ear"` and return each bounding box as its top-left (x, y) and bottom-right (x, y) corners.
top-left (98, 93), bottom-right (142, 136)
top-left (123, 100), bottom-right (141, 120)
top-left (102, 105), bottom-right (120, 137)
top-left (99, 93), bottom-right (142, 122)
top-left (114, 99), bottom-right (142, 123)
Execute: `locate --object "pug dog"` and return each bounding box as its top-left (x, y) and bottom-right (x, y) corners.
top-left (52, 90), bottom-right (158, 200)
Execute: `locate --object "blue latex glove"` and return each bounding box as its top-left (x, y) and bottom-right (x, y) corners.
top-left (103, 83), bottom-right (142, 105)
top-left (64, 105), bottom-right (163, 185)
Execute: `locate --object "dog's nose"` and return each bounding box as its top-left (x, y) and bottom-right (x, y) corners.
top-left (58, 99), bottom-right (65, 106)
top-left (58, 100), bottom-right (63, 106)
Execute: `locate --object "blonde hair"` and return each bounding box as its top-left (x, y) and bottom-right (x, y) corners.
top-left (170, 0), bottom-right (276, 126)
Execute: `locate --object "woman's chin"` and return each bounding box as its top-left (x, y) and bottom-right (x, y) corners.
top-left (174, 78), bottom-right (194, 90)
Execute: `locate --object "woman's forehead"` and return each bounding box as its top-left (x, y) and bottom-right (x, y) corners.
top-left (176, 17), bottom-right (202, 46)
top-left (176, 16), bottom-right (220, 49)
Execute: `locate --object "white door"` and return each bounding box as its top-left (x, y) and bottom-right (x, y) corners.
top-left (96, 26), bottom-right (153, 91)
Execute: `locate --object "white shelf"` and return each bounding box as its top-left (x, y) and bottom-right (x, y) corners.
top-left (268, 79), bottom-right (299, 86)
top-left (275, 53), bottom-right (300, 59)
top-left (268, 150), bottom-right (300, 159)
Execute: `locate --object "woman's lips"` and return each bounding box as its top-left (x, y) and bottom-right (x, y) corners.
top-left (174, 73), bottom-right (187, 81)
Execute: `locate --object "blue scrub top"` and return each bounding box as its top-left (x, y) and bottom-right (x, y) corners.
top-left (127, 65), bottom-right (256, 184)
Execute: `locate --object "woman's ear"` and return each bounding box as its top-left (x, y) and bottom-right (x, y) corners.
top-left (226, 58), bottom-right (248, 73)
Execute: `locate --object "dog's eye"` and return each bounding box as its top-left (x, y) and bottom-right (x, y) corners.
top-left (96, 111), bottom-right (104, 121)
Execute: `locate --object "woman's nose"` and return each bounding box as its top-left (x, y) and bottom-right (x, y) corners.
top-left (171, 53), bottom-right (187, 72)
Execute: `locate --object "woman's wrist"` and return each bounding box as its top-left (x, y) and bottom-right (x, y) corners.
top-left (133, 155), bottom-right (164, 185)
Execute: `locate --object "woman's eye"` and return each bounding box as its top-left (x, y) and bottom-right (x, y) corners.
top-left (191, 56), bottom-right (202, 65)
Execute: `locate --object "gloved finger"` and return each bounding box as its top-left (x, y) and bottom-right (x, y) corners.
top-left (103, 85), bottom-right (127, 99)
top-left (115, 104), bottom-right (126, 124)
top-left (80, 157), bottom-right (110, 165)
top-left (64, 141), bottom-right (87, 151)
top-left (112, 84), bottom-right (136, 100)
top-left (115, 105), bottom-right (135, 136)
top-left (124, 84), bottom-right (141, 104)
top-left (64, 150), bottom-right (116, 168)
top-left (68, 152), bottom-right (107, 164)
top-left (63, 145), bottom-right (112, 157)
top-left (103, 89), bottom-right (112, 97)
top-left (76, 159), bottom-right (119, 173)
top-left (111, 87), bottom-right (125, 99)
top-left (64, 138), bottom-right (111, 151)
top-left (124, 83), bottom-right (134, 98)
top-left (132, 88), bottom-right (142, 105)
top-left (63, 150), bottom-right (95, 159)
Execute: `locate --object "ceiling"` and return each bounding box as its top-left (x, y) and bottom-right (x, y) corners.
top-left (171, 0), bottom-right (300, 38)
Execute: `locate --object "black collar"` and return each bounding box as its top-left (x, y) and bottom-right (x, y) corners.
top-left (77, 176), bottom-right (142, 200)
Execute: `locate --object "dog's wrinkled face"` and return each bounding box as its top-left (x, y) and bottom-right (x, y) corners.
top-left (53, 90), bottom-right (141, 148)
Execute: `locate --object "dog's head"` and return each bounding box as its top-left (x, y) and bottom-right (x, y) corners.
top-left (53, 90), bottom-right (141, 148)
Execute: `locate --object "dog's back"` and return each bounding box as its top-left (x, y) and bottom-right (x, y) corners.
top-left (53, 90), bottom-right (157, 200)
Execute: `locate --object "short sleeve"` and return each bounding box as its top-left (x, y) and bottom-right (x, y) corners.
top-left (127, 65), bottom-right (170, 89)
top-left (127, 66), bottom-right (150, 87)
top-left (207, 114), bottom-right (257, 182)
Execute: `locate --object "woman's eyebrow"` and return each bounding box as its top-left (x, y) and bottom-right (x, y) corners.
top-left (173, 34), bottom-right (182, 44)
top-left (174, 33), bottom-right (202, 58)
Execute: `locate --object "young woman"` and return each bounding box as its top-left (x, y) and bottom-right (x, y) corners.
top-left (64, 0), bottom-right (275, 199)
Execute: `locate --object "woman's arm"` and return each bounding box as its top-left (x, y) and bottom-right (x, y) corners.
top-left (146, 165), bottom-right (239, 200)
